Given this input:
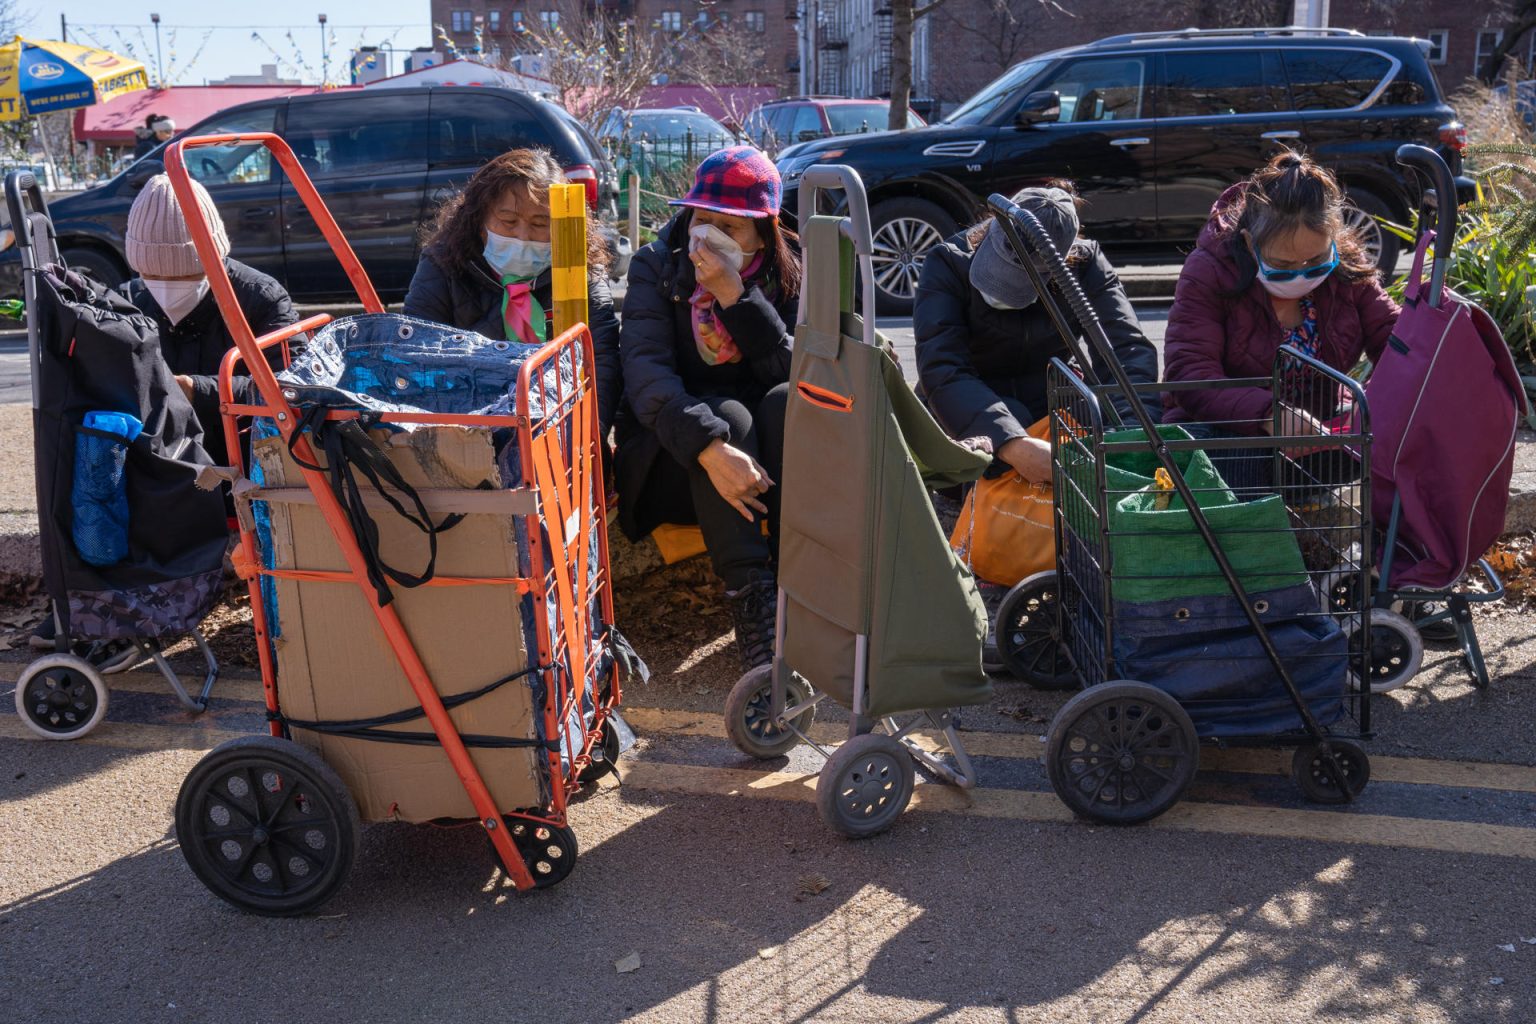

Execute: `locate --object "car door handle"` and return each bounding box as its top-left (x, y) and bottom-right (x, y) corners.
top-left (1109, 137), bottom-right (1150, 148)
top-left (1261, 130), bottom-right (1302, 141)
top-left (241, 207), bottom-right (277, 221)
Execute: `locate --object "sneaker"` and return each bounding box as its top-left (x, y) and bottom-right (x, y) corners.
top-left (88, 639), bottom-right (142, 675)
top-left (727, 569), bottom-right (777, 672)
top-left (977, 580), bottom-right (1007, 672)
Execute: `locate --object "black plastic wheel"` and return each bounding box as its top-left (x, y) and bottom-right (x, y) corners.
top-left (175, 735), bottom-right (361, 917)
top-left (725, 664), bottom-right (815, 760)
top-left (502, 817), bottom-right (578, 889)
top-left (1323, 569), bottom-right (1369, 614)
top-left (1345, 609), bottom-right (1424, 693)
top-left (14, 654), bottom-right (108, 740)
top-left (996, 571), bottom-right (1075, 690)
top-left (1046, 681), bottom-right (1199, 825)
top-left (816, 732), bottom-right (915, 839)
top-left (1291, 739), bottom-right (1370, 804)
top-left (576, 719), bottom-right (623, 786)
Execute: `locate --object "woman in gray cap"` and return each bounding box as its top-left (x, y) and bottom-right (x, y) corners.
top-left (913, 182), bottom-right (1159, 484)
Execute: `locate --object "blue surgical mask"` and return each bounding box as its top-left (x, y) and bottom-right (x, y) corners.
top-left (483, 228), bottom-right (553, 279)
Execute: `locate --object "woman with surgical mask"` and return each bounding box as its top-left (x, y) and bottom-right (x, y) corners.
top-left (1163, 152), bottom-right (1398, 437)
top-left (914, 182), bottom-right (1159, 484)
top-left (403, 148), bottom-right (621, 438)
top-left (121, 174), bottom-right (299, 469)
top-left (613, 146), bottom-right (800, 673)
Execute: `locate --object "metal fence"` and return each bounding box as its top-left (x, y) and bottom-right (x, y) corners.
top-left (604, 131), bottom-right (741, 226)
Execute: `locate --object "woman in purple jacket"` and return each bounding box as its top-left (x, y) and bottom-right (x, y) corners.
top-left (1163, 152), bottom-right (1399, 437)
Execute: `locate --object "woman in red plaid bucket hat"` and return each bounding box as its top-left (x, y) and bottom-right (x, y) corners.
top-left (613, 145), bottom-right (801, 672)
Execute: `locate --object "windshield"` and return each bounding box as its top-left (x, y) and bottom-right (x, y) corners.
top-left (630, 112), bottom-right (733, 141)
top-left (824, 103), bottom-right (888, 134)
top-left (944, 59), bottom-right (1051, 125)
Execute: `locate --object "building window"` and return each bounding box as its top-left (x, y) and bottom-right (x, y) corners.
top-left (512, 10), bottom-right (526, 32)
top-left (450, 10), bottom-right (472, 32)
top-left (1476, 29), bottom-right (1504, 74)
top-left (696, 8), bottom-right (710, 26)
top-left (540, 10), bottom-right (559, 28)
top-left (1424, 29), bottom-right (1448, 65)
top-left (660, 10), bottom-right (683, 31)
top-left (488, 10), bottom-right (501, 31)
top-left (744, 9), bottom-right (765, 31)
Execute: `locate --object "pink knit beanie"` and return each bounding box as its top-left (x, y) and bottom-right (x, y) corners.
top-left (125, 174), bottom-right (230, 277)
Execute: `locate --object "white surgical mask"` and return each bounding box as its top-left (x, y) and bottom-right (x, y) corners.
top-left (978, 288), bottom-right (1029, 311)
top-left (145, 277), bottom-right (209, 325)
top-left (1256, 272), bottom-right (1329, 301)
top-left (689, 224), bottom-right (748, 272)
top-left (483, 228), bottom-right (553, 279)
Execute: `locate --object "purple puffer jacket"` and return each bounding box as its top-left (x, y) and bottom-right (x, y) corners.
top-left (1163, 184), bottom-right (1400, 434)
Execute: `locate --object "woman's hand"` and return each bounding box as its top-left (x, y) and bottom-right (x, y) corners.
top-left (692, 245), bottom-right (744, 307)
top-left (698, 438), bottom-right (773, 521)
top-left (998, 436), bottom-right (1053, 484)
top-left (1262, 403), bottom-right (1326, 438)
top-left (174, 375), bottom-right (196, 402)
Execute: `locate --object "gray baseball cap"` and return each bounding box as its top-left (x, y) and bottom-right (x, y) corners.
top-left (968, 186), bottom-right (1080, 309)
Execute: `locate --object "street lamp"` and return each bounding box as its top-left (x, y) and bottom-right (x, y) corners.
top-left (150, 13), bottom-right (164, 86)
top-left (318, 13), bottom-right (329, 85)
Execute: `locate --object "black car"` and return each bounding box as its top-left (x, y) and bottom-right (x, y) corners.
top-left (0, 86), bottom-right (622, 302)
top-left (775, 28), bottom-right (1469, 313)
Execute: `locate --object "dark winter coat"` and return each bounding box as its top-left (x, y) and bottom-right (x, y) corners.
top-left (914, 230), bottom-right (1160, 455)
top-left (401, 251), bottom-right (623, 435)
top-left (614, 213), bottom-right (798, 539)
top-left (1162, 183), bottom-right (1400, 434)
top-left (123, 258), bottom-right (298, 467)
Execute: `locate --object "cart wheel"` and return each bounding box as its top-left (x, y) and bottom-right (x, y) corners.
top-left (816, 733), bottom-right (915, 839)
top-left (1321, 569), bottom-right (1370, 614)
top-left (503, 817), bottom-right (578, 889)
top-left (1291, 739), bottom-right (1370, 804)
top-left (1046, 681), bottom-right (1199, 825)
top-left (175, 735), bottom-right (360, 917)
top-left (576, 721), bottom-right (623, 786)
top-left (14, 654), bottom-right (108, 740)
top-left (996, 571), bottom-right (1075, 689)
top-left (1344, 609), bottom-right (1424, 693)
top-left (725, 664), bottom-right (815, 760)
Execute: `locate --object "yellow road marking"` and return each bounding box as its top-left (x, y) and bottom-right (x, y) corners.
top-left (621, 760), bottom-right (1536, 861)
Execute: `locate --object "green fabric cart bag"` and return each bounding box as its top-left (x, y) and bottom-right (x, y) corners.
top-left (777, 216), bottom-right (993, 718)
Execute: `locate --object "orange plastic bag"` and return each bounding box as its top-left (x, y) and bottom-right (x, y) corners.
top-left (949, 417), bottom-right (1056, 586)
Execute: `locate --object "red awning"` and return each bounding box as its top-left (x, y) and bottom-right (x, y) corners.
top-left (73, 84), bottom-right (333, 145)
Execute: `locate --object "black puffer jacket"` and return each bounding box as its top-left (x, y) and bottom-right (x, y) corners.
top-left (123, 257), bottom-right (298, 467)
top-left (614, 213), bottom-right (797, 537)
top-left (402, 251), bottom-right (623, 434)
top-left (914, 231), bottom-right (1161, 453)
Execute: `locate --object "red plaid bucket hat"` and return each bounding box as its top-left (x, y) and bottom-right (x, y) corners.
top-left (670, 146), bottom-right (782, 219)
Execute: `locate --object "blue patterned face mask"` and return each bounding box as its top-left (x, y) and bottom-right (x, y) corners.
top-left (483, 228), bottom-right (552, 279)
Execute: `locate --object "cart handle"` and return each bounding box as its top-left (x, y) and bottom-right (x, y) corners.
top-left (1395, 143), bottom-right (1456, 306)
top-left (3, 170), bottom-right (45, 251)
top-left (799, 164), bottom-right (878, 348)
top-left (164, 133), bottom-right (384, 422)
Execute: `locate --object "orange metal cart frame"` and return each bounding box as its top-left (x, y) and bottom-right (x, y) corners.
top-left (165, 133), bottom-right (621, 892)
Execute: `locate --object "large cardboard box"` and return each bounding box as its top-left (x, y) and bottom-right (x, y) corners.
top-left (252, 425), bottom-right (546, 823)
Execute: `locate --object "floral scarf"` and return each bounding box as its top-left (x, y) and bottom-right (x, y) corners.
top-left (690, 252), bottom-right (770, 366)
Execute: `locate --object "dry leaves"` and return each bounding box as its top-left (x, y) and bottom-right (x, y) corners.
top-left (796, 873), bottom-right (831, 898)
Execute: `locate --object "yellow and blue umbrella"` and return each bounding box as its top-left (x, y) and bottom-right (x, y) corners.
top-left (0, 36), bottom-right (148, 121)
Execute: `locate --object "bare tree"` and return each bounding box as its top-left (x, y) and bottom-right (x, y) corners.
top-left (933, 0), bottom-right (1056, 82)
top-left (1481, 1), bottom-right (1536, 81)
top-left (674, 17), bottom-right (771, 128)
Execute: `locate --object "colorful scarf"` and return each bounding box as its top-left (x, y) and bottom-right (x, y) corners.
top-left (690, 252), bottom-right (766, 366)
top-left (501, 274), bottom-right (548, 345)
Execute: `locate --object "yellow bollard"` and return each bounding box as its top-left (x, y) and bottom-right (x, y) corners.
top-left (548, 183), bottom-right (588, 337)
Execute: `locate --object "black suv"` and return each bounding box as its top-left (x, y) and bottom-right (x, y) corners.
top-left (775, 28), bottom-right (1468, 313)
top-left (0, 86), bottom-right (621, 302)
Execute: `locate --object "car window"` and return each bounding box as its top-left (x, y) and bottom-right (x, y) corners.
top-left (1160, 50), bottom-right (1284, 117)
top-left (743, 110), bottom-right (768, 144)
top-left (824, 103), bottom-right (886, 134)
top-left (945, 58), bottom-right (1050, 125)
top-left (1044, 57), bottom-right (1147, 123)
top-left (184, 105), bottom-right (278, 186)
top-left (1282, 49), bottom-right (1393, 111)
top-left (630, 112), bottom-right (733, 144)
top-left (428, 93), bottom-right (542, 168)
top-left (907, 110), bottom-right (925, 128)
top-left (790, 105), bottom-right (824, 142)
top-left (767, 106), bottom-right (796, 142)
top-left (284, 94), bottom-right (429, 180)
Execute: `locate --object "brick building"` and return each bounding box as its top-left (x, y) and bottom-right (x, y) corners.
top-left (429, 0), bottom-right (800, 93)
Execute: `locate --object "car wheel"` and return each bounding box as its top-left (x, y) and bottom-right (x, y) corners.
top-left (60, 247), bottom-right (127, 291)
top-left (869, 197), bottom-right (957, 316)
top-left (1341, 189), bottom-right (1400, 278)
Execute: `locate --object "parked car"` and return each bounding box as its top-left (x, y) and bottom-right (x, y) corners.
top-left (0, 86), bottom-right (625, 301)
top-left (744, 97), bottom-right (926, 155)
top-left (598, 107), bottom-right (742, 174)
top-left (774, 29), bottom-right (1470, 314)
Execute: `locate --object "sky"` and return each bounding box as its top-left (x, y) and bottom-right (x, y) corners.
top-left (20, 1), bottom-right (437, 86)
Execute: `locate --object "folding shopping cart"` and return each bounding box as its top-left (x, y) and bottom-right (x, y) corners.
top-left (163, 134), bottom-right (633, 914)
top-left (721, 165), bottom-right (993, 838)
top-left (986, 195), bottom-right (1377, 824)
